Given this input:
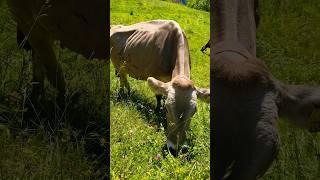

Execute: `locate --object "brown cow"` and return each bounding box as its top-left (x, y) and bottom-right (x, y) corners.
top-left (7, 0), bottom-right (107, 102)
top-left (212, 0), bottom-right (320, 179)
top-left (110, 20), bottom-right (210, 155)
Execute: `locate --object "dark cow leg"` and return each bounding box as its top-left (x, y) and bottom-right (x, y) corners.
top-left (34, 42), bottom-right (66, 105)
top-left (44, 56), bottom-right (66, 105)
top-left (155, 95), bottom-right (163, 112)
top-left (119, 72), bottom-right (130, 95)
top-left (16, 26), bottom-right (32, 51)
top-left (18, 19), bottom-right (67, 106)
top-left (30, 51), bottom-right (45, 103)
top-left (227, 124), bottom-right (279, 180)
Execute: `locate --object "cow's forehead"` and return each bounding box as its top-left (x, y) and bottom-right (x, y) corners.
top-left (165, 87), bottom-right (197, 108)
top-left (172, 76), bottom-right (195, 90)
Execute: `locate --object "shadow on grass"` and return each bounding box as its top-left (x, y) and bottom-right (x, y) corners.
top-left (111, 90), bottom-right (167, 130)
top-left (0, 89), bottom-right (108, 179)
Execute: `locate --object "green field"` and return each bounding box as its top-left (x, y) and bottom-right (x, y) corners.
top-left (0, 4), bottom-right (108, 179)
top-left (110, 0), bottom-right (210, 179)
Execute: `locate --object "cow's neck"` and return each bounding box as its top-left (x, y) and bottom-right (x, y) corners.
top-left (172, 32), bottom-right (190, 79)
top-left (212, 0), bottom-right (257, 56)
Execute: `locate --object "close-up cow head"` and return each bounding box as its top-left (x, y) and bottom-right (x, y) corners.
top-left (147, 75), bottom-right (209, 154)
top-left (278, 85), bottom-right (320, 132)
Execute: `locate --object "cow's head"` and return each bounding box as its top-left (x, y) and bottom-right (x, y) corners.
top-left (279, 85), bottom-right (320, 132)
top-left (147, 75), bottom-right (210, 155)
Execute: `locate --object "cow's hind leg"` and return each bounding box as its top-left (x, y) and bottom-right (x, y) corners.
top-left (33, 41), bottom-right (66, 105)
top-left (30, 51), bottom-right (45, 103)
top-left (116, 72), bottom-right (130, 99)
top-left (119, 72), bottom-right (130, 94)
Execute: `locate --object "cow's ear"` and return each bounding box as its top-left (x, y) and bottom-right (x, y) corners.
top-left (147, 77), bottom-right (169, 96)
top-left (196, 87), bottom-right (210, 103)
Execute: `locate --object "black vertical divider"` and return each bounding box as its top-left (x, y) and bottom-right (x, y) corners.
top-left (210, 0), bottom-right (214, 179)
top-left (106, 0), bottom-right (111, 179)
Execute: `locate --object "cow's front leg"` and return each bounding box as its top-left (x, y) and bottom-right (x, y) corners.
top-left (155, 95), bottom-right (163, 112)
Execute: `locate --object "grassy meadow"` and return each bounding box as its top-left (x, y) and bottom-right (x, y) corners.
top-left (257, 0), bottom-right (320, 179)
top-left (110, 0), bottom-right (210, 179)
top-left (0, 4), bottom-right (108, 179)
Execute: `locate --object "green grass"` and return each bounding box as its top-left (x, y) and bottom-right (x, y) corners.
top-left (257, 0), bottom-right (320, 179)
top-left (0, 4), bottom-right (108, 179)
top-left (110, 0), bottom-right (210, 179)
top-left (187, 0), bottom-right (210, 11)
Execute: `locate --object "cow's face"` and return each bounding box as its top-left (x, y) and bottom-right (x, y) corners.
top-left (147, 76), bottom-right (210, 154)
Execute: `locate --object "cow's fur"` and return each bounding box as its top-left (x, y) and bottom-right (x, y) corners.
top-left (7, 0), bottom-right (107, 102)
top-left (110, 20), bottom-right (209, 153)
top-left (201, 0), bottom-right (259, 53)
top-left (212, 0), bottom-right (320, 179)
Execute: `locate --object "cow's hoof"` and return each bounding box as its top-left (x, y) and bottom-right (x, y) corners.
top-left (168, 147), bottom-right (178, 157)
top-left (162, 144), bottom-right (178, 157)
top-left (180, 145), bottom-right (189, 154)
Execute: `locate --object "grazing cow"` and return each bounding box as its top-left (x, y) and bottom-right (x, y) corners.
top-left (7, 0), bottom-right (107, 102)
top-left (212, 0), bottom-right (320, 179)
top-left (110, 20), bottom-right (210, 154)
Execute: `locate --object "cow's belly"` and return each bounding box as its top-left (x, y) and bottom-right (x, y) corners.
top-left (122, 45), bottom-right (174, 82)
top-left (124, 58), bottom-right (172, 82)
top-left (8, 0), bottom-right (107, 59)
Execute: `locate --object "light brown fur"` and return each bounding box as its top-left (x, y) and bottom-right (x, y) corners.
top-left (171, 76), bottom-right (194, 90)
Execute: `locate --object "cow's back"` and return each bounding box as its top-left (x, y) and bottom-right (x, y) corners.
top-left (110, 20), bottom-right (183, 82)
top-left (8, 0), bottom-right (107, 59)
